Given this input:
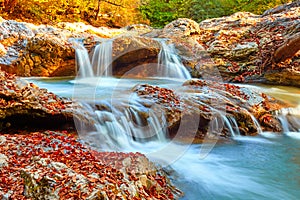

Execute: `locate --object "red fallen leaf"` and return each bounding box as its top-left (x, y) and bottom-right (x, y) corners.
top-left (72, 176), bottom-right (77, 182)
top-left (261, 93), bottom-right (267, 99)
top-left (45, 138), bottom-right (51, 144)
top-left (89, 178), bottom-right (97, 183)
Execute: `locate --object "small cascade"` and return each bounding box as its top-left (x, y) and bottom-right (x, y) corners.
top-left (239, 108), bottom-right (263, 135)
top-left (228, 116), bottom-right (241, 136)
top-left (71, 37), bottom-right (193, 79)
top-left (70, 39), bottom-right (113, 78)
top-left (91, 40), bottom-right (113, 76)
top-left (277, 115), bottom-right (290, 133)
top-left (222, 115), bottom-right (242, 137)
top-left (157, 39), bottom-right (191, 79)
top-left (276, 107), bottom-right (300, 133)
top-left (76, 99), bottom-right (168, 150)
top-left (250, 114), bottom-right (263, 134)
top-left (72, 40), bottom-right (94, 77)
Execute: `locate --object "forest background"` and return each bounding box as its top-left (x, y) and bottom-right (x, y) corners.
top-left (0, 0), bottom-right (294, 28)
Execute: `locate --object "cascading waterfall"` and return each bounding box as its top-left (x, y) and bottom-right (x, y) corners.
top-left (72, 40), bottom-right (94, 77)
top-left (72, 37), bottom-right (192, 79)
top-left (157, 39), bottom-right (191, 79)
top-left (27, 75), bottom-right (300, 199)
top-left (228, 116), bottom-right (241, 136)
top-left (91, 39), bottom-right (113, 76)
top-left (276, 106), bottom-right (300, 133)
top-left (222, 115), bottom-right (238, 137)
top-left (70, 39), bottom-right (113, 78)
top-left (77, 98), bottom-right (168, 150)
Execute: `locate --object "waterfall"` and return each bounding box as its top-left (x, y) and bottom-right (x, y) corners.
top-left (276, 107), bottom-right (300, 133)
top-left (222, 115), bottom-right (241, 137)
top-left (76, 99), bottom-right (168, 151)
top-left (72, 41), bottom-right (94, 77)
top-left (157, 39), bottom-right (191, 79)
top-left (71, 37), bottom-right (192, 79)
top-left (70, 39), bottom-right (113, 78)
top-left (228, 116), bottom-right (241, 136)
top-left (91, 40), bottom-right (113, 76)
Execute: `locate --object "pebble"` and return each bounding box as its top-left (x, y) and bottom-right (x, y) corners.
top-left (0, 135), bottom-right (6, 145)
top-left (0, 153), bottom-right (8, 168)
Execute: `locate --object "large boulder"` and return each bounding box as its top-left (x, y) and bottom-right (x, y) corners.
top-left (162, 18), bottom-right (201, 37)
top-left (111, 36), bottom-right (161, 77)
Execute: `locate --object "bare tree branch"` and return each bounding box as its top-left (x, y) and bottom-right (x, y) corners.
top-left (102, 0), bottom-right (124, 8)
top-left (95, 0), bottom-right (125, 20)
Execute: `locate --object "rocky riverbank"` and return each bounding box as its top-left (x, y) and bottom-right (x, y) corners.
top-left (0, 70), bottom-right (91, 131)
top-left (0, 131), bottom-right (181, 199)
top-left (0, 2), bottom-right (299, 86)
top-left (0, 1), bottom-right (299, 199)
top-left (0, 70), bottom-right (182, 199)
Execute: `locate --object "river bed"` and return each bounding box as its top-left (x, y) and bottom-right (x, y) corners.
top-left (24, 77), bottom-right (300, 200)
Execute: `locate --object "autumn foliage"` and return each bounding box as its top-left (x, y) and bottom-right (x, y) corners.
top-left (0, 131), bottom-right (177, 199)
top-left (0, 0), bottom-right (293, 28)
top-left (0, 0), bottom-right (148, 27)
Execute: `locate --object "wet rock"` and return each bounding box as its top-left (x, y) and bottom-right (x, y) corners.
top-left (133, 81), bottom-right (288, 143)
top-left (112, 36), bottom-right (161, 77)
top-left (264, 67), bottom-right (300, 86)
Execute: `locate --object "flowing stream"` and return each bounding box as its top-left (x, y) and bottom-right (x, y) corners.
top-left (26, 76), bottom-right (300, 200)
top-left (24, 29), bottom-right (300, 200)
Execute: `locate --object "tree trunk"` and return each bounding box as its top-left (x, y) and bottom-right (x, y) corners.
top-left (95, 0), bottom-right (101, 20)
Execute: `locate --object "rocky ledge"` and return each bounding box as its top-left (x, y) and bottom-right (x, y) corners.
top-left (159, 2), bottom-right (300, 86)
top-left (0, 70), bottom-right (91, 131)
